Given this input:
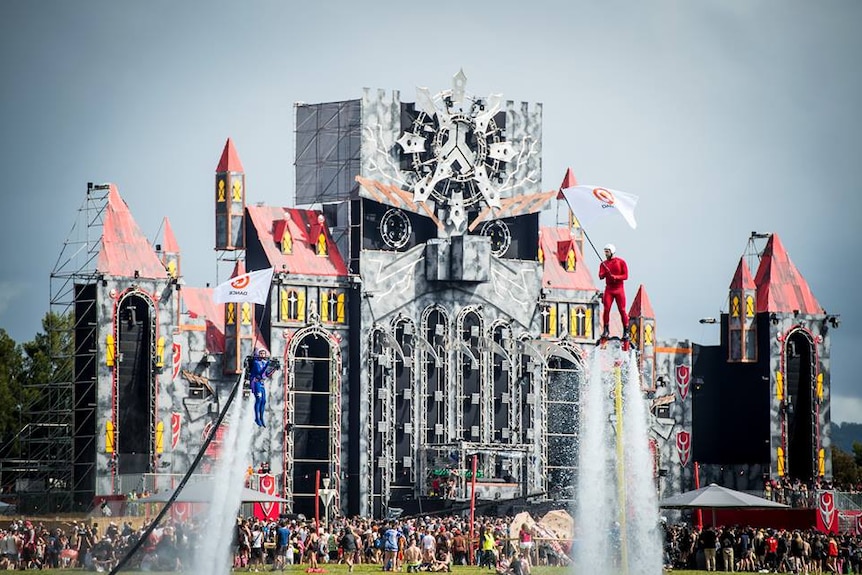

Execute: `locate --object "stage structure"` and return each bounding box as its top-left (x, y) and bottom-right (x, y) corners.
top-left (6, 72), bottom-right (837, 519)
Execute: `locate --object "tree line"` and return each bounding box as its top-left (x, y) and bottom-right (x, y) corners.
top-left (0, 312), bottom-right (72, 458)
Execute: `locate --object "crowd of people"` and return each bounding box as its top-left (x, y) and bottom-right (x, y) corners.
top-left (2, 510), bottom-right (862, 572)
top-left (0, 512), bottom-right (561, 572)
top-left (230, 514), bottom-right (548, 574)
top-left (663, 523), bottom-right (862, 573)
top-left (763, 478), bottom-right (862, 509)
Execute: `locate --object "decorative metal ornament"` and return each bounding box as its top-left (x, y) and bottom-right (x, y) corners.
top-left (397, 71), bottom-right (514, 225)
top-left (379, 208), bottom-right (412, 249)
top-left (480, 220), bottom-right (511, 257)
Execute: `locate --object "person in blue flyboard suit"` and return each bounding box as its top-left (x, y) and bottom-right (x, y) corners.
top-left (248, 348), bottom-right (279, 427)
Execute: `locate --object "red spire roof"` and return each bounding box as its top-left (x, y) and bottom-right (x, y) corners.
top-left (559, 167), bottom-right (578, 190)
top-left (754, 233), bottom-right (822, 314)
top-left (216, 138), bottom-right (244, 173)
top-left (557, 168), bottom-right (578, 199)
top-left (230, 259), bottom-right (246, 278)
top-left (161, 217), bottom-right (180, 253)
top-left (96, 184), bottom-right (169, 279)
top-left (628, 284), bottom-right (655, 319)
top-left (729, 257), bottom-right (755, 290)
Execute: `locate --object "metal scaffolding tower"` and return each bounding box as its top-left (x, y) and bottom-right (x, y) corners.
top-left (19, 183), bottom-right (108, 512)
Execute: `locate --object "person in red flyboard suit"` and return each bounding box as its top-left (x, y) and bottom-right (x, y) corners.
top-left (598, 243), bottom-right (629, 340)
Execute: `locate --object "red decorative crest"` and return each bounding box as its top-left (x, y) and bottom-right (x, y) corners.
top-left (170, 412), bottom-right (181, 450)
top-left (171, 342), bottom-right (181, 381)
top-left (676, 365), bottom-right (691, 400)
top-left (676, 430), bottom-right (691, 467)
top-left (172, 501), bottom-right (190, 522)
top-left (254, 474), bottom-right (279, 521)
top-left (818, 491), bottom-right (836, 532)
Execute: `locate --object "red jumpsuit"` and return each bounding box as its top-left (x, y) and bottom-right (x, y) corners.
top-left (598, 256), bottom-right (629, 335)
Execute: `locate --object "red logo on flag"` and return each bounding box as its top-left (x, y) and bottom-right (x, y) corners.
top-left (231, 275), bottom-right (251, 289)
top-left (676, 430), bottom-right (691, 467)
top-left (592, 187), bottom-right (615, 205)
top-left (819, 491), bottom-right (837, 532)
top-left (676, 365), bottom-right (691, 400)
top-left (172, 343), bottom-right (181, 381)
top-left (171, 412), bottom-right (181, 450)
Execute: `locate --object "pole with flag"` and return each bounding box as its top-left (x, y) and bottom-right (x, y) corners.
top-left (213, 267), bottom-right (275, 305)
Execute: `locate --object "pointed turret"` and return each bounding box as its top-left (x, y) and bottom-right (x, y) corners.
top-left (216, 137), bottom-right (245, 173)
top-left (557, 168), bottom-right (584, 251)
top-left (159, 217), bottom-right (181, 279)
top-left (728, 258), bottom-right (757, 362)
top-left (628, 284), bottom-right (657, 389)
top-left (558, 167), bottom-right (578, 195)
top-left (97, 184), bottom-right (168, 279)
top-left (223, 260), bottom-right (255, 374)
top-left (215, 138), bottom-right (246, 251)
top-left (754, 234), bottom-right (822, 315)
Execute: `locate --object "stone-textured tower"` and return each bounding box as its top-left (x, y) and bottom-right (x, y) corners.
top-left (215, 138), bottom-right (246, 251)
top-left (728, 258), bottom-right (757, 363)
top-left (628, 285), bottom-right (657, 390)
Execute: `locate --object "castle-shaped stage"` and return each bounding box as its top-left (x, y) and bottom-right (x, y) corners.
top-left (16, 73), bottom-right (840, 526)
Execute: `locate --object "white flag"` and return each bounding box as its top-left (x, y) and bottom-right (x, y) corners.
top-left (212, 268), bottom-right (274, 305)
top-left (560, 185), bottom-right (639, 230)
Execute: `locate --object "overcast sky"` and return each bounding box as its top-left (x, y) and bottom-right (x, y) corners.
top-left (2, 1), bottom-right (860, 423)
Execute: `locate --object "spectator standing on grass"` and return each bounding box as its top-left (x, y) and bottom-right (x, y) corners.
top-left (382, 520), bottom-right (400, 571)
top-left (451, 528), bottom-right (468, 566)
top-left (700, 525), bottom-right (717, 572)
top-left (339, 526), bottom-right (358, 572)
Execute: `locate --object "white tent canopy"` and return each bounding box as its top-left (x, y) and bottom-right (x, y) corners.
top-left (137, 480), bottom-right (289, 504)
top-left (659, 483), bottom-right (788, 526)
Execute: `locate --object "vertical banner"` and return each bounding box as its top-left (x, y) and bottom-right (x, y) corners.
top-left (172, 342), bottom-right (182, 381)
top-left (170, 412), bottom-right (182, 450)
top-left (817, 491), bottom-right (838, 533)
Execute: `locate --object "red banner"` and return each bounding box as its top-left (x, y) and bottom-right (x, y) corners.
top-left (253, 474), bottom-right (280, 521)
top-left (170, 412), bottom-right (181, 450)
top-left (816, 491), bottom-right (838, 533)
top-left (676, 364), bottom-right (691, 400)
top-left (171, 342), bottom-right (181, 381)
top-left (676, 430), bottom-right (691, 467)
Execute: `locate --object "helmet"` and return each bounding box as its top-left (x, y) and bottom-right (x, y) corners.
top-left (256, 348), bottom-right (268, 358)
top-left (604, 243), bottom-right (616, 255)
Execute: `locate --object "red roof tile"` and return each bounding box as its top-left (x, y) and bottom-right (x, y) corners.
top-left (96, 185), bottom-right (169, 279)
top-left (754, 233), bottom-right (822, 314)
top-left (180, 286), bottom-right (225, 353)
top-left (216, 138), bottom-right (244, 173)
top-left (245, 205), bottom-right (349, 277)
top-left (628, 284), bottom-right (655, 319)
top-left (540, 226), bottom-right (598, 292)
top-left (729, 257), bottom-right (755, 290)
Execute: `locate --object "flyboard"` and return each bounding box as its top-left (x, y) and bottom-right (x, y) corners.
top-left (597, 334), bottom-right (631, 353)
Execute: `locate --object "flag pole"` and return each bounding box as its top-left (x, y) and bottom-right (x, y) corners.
top-left (579, 227), bottom-right (612, 276)
top-left (255, 275), bottom-right (275, 343)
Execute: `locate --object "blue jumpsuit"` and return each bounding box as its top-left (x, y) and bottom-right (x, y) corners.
top-left (250, 356), bottom-right (276, 427)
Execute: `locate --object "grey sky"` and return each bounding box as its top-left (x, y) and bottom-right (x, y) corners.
top-left (2, 1), bottom-right (860, 422)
